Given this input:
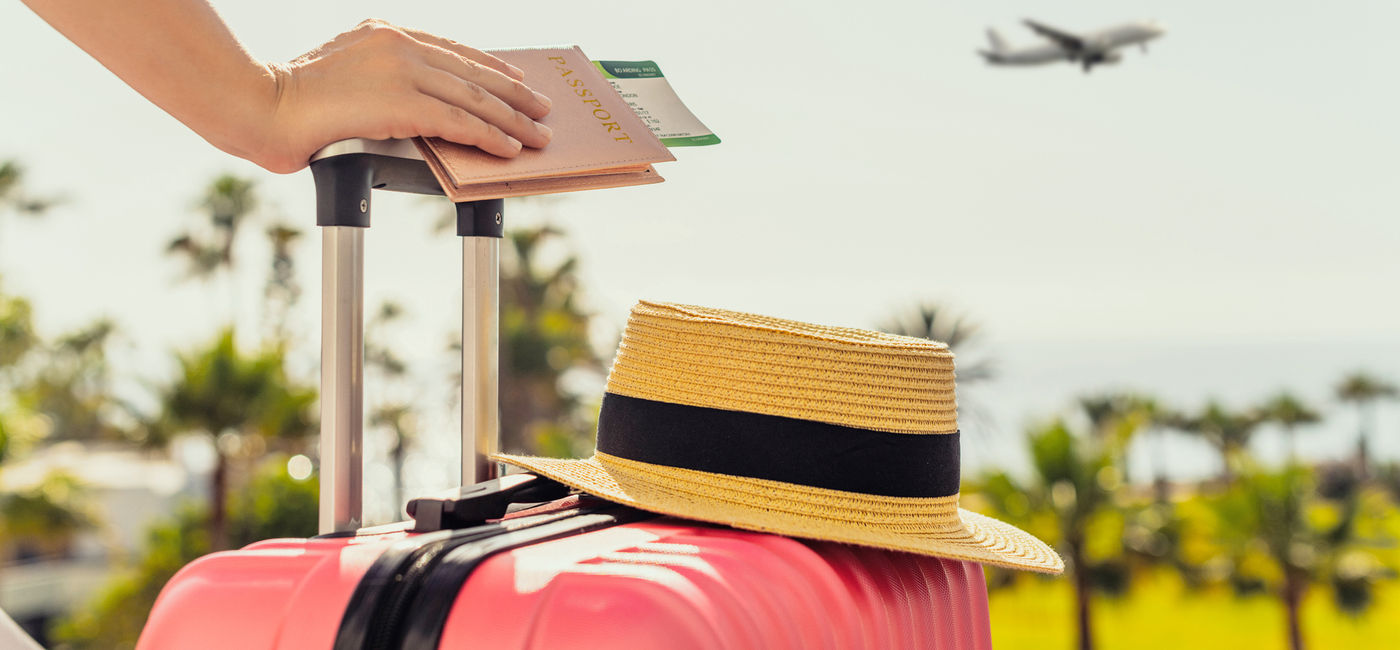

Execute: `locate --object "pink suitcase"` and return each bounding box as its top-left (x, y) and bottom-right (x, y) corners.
top-left (136, 139), bottom-right (995, 649)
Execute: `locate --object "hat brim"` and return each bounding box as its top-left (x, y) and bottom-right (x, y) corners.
top-left (495, 451), bottom-right (1064, 574)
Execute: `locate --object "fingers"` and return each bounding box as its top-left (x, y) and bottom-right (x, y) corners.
top-left (416, 43), bottom-right (551, 121)
top-left (415, 67), bottom-right (552, 149)
top-left (395, 26), bottom-right (525, 82)
top-left (418, 97), bottom-right (523, 158)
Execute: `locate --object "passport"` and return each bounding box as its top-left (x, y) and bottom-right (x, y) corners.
top-left (415, 46), bottom-right (676, 202)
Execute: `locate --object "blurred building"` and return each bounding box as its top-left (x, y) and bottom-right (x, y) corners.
top-left (1, 441), bottom-right (195, 642)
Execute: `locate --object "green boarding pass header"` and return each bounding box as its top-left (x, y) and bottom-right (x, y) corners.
top-left (595, 60), bottom-right (664, 79)
top-left (593, 60), bottom-right (720, 147)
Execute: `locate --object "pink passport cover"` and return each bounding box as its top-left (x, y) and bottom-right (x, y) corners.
top-left (416, 46), bottom-right (675, 201)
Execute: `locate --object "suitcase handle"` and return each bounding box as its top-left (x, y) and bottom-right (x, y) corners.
top-left (404, 473), bottom-right (571, 531)
top-left (310, 139), bottom-right (503, 534)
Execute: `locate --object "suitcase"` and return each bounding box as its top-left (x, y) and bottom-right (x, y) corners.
top-left (136, 138), bottom-right (995, 650)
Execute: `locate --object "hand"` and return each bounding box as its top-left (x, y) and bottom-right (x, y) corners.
top-left (22, 0), bottom-right (545, 174)
top-left (255, 19), bottom-right (554, 173)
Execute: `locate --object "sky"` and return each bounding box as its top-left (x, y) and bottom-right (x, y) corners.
top-left (1, 0), bottom-right (1397, 488)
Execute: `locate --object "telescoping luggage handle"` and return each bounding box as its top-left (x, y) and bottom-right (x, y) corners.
top-left (309, 138), bottom-right (502, 534)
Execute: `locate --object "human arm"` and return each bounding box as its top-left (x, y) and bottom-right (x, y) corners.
top-left (20, 0), bottom-right (552, 172)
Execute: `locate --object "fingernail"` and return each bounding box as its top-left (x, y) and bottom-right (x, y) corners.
top-left (533, 91), bottom-right (552, 109)
top-left (536, 123), bottom-right (554, 142)
top-left (508, 64), bottom-right (525, 79)
top-left (507, 136), bottom-right (522, 151)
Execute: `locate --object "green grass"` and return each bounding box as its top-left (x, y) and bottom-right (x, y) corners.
top-left (988, 571), bottom-right (1400, 650)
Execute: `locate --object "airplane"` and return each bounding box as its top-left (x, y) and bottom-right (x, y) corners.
top-left (979, 19), bottom-right (1166, 72)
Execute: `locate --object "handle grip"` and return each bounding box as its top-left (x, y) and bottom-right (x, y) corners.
top-left (406, 473), bottom-right (570, 531)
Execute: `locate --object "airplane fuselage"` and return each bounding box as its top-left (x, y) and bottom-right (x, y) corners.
top-left (980, 20), bottom-right (1166, 71)
top-left (983, 44), bottom-right (1066, 66)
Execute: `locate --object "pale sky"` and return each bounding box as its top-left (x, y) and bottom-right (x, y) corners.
top-left (1, 1), bottom-right (1397, 483)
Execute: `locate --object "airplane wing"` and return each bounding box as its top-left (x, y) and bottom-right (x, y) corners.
top-left (1022, 19), bottom-right (1086, 51)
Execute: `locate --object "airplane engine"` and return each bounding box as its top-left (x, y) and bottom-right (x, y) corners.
top-left (1080, 49), bottom-right (1122, 73)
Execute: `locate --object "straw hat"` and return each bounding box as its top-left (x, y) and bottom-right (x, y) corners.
top-left (495, 301), bottom-right (1063, 574)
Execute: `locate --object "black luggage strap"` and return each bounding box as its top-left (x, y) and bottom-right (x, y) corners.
top-left (334, 475), bottom-right (653, 650)
top-left (398, 504), bottom-right (652, 650)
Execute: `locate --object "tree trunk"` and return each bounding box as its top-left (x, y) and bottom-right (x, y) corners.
top-left (1356, 403), bottom-right (1372, 481)
top-left (1282, 570), bottom-right (1306, 650)
top-left (1069, 539), bottom-right (1094, 650)
top-left (391, 440), bottom-right (405, 517)
top-left (210, 451), bottom-right (229, 551)
top-left (1284, 426), bottom-right (1296, 465)
top-left (1153, 429), bottom-right (1170, 503)
top-left (499, 376), bottom-right (532, 455)
top-left (1153, 475), bottom-right (1170, 504)
top-left (1218, 446), bottom-right (1235, 487)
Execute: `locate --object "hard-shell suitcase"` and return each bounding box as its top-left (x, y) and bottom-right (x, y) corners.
top-left (136, 139), bottom-right (995, 650)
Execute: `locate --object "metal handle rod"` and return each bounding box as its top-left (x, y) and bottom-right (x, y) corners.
top-left (320, 227), bottom-right (365, 534)
top-left (462, 236), bottom-right (500, 485)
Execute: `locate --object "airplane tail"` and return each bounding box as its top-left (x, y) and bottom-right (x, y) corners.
top-left (985, 28), bottom-right (1008, 54)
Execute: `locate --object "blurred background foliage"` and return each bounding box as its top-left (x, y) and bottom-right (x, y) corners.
top-left (967, 396), bottom-right (1400, 650)
top-left (0, 161), bottom-right (1397, 649)
top-left (51, 456), bottom-right (317, 648)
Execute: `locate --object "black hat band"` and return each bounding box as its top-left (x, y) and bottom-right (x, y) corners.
top-left (595, 392), bottom-right (961, 499)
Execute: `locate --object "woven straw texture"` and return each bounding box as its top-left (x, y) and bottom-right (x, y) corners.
top-left (497, 301), bottom-right (1064, 574)
top-left (608, 301), bottom-right (958, 435)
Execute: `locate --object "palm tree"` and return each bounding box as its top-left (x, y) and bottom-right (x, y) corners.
top-left (1180, 402), bottom-right (1261, 486)
top-left (0, 160), bottom-right (54, 381)
top-left (1129, 398), bottom-right (1179, 503)
top-left (365, 301), bottom-right (417, 514)
top-left (0, 161), bottom-right (56, 216)
top-left (166, 175), bottom-right (264, 335)
top-left (1211, 468), bottom-right (1383, 650)
top-left (0, 160), bottom-right (57, 254)
top-left (0, 470), bottom-right (97, 607)
top-left (369, 404), bottom-right (416, 515)
top-left (435, 199), bottom-right (604, 456)
top-left (496, 225), bottom-right (604, 456)
top-left (0, 280), bottom-right (42, 471)
top-left (166, 175), bottom-right (258, 282)
top-left (1335, 372), bottom-right (1397, 479)
top-left (149, 330), bottom-right (316, 549)
top-left (0, 279), bottom-right (104, 602)
top-left (1077, 392), bottom-right (1153, 485)
top-left (365, 301), bottom-right (409, 378)
top-left (0, 471), bottom-right (95, 560)
top-left (1259, 392), bottom-right (1320, 465)
top-left (1, 287), bottom-right (130, 444)
top-left (15, 319), bottom-right (134, 443)
top-left (262, 224), bottom-right (302, 341)
top-left (0, 282), bottom-right (38, 374)
top-left (157, 175), bottom-right (320, 545)
top-left (977, 420), bottom-right (1116, 650)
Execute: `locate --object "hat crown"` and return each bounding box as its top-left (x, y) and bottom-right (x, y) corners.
top-left (605, 301), bottom-right (958, 434)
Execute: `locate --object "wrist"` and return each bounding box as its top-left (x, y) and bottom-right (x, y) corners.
top-left (247, 62), bottom-right (309, 173)
top-left (210, 61), bottom-right (307, 174)
top-left (190, 55), bottom-right (310, 174)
